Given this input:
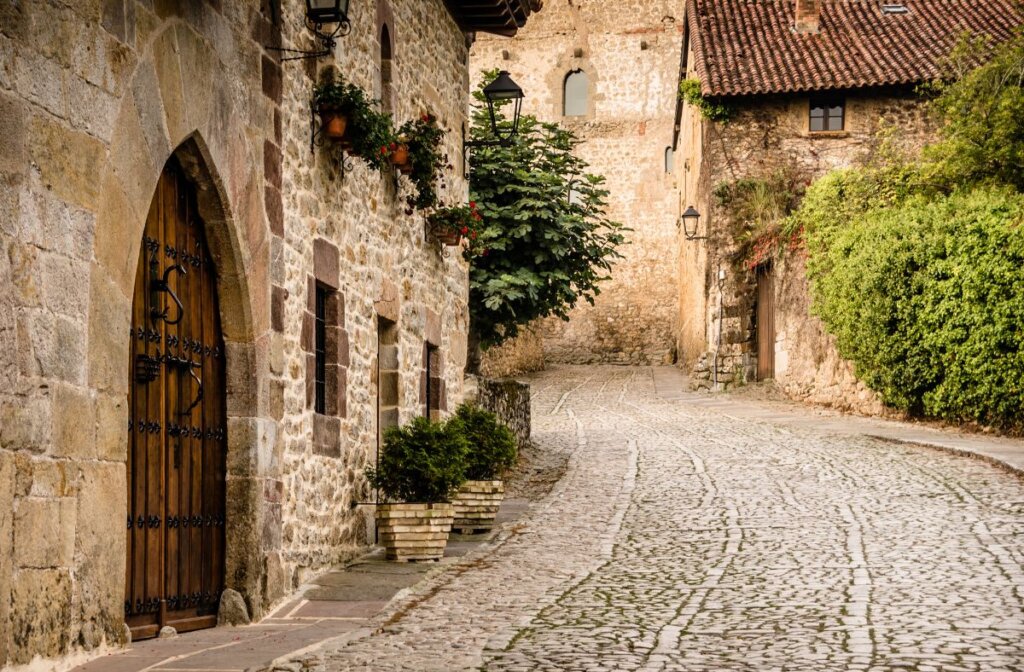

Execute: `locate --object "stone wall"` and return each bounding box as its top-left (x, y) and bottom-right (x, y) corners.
top-left (0, 0), bottom-right (475, 666)
top-left (479, 326), bottom-right (545, 379)
top-left (476, 379), bottom-right (532, 450)
top-left (275, 0), bottom-right (472, 591)
top-left (471, 0), bottom-right (683, 367)
top-left (676, 62), bottom-right (934, 411)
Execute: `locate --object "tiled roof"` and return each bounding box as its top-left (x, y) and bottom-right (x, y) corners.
top-left (687, 0), bottom-right (1023, 97)
top-left (446, 0), bottom-right (543, 36)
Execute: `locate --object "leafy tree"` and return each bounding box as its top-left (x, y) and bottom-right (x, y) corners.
top-left (466, 72), bottom-right (627, 361)
top-left (921, 32), bottom-right (1024, 191)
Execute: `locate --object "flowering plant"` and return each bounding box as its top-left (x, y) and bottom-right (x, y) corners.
top-left (427, 202), bottom-right (483, 246)
top-left (399, 113), bottom-right (447, 210)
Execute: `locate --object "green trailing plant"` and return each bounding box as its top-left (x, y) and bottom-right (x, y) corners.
top-left (398, 113), bottom-right (447, 210)
top-left (453, 403), bottom-right (518, 480)
top-left (679, 78), bottom-right (734, 123)
top-left (467, 70), bottom-right (628, 357)
top-left (365, 417), bottom-right (468, 503)
top-left (312, 76), bottom-right (395, 171)
top-left (712, 168), bottom-right (805, 270)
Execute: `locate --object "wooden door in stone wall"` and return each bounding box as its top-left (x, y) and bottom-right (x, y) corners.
top-left (756, 264), bottom-right (776, 381)
top-left (126, 158), bottom-right (227, 640)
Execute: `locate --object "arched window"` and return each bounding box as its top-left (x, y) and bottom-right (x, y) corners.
top-left (664, 147), bottom-right (674, 174)
top-left (563, 70), bottom-right (588, 117)
top-left (380, 24), bottom-right (393, 114)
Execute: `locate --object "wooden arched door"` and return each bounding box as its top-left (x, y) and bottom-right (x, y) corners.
top-left (126, 158), bottom-right (227, 640)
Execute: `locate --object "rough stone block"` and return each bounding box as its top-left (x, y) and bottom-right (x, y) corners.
top-left (0, 92), bottom-right (28, 174)
top-left (0, 451), bottom-right (14, 665)
top-left (87, 265), bottom-right (131, 394)
top-left (217, 588), bottom-right (251, 626)
top-left (50, 383), bottom-right (96, 459)
top-left (151, 28), bottom-right (187, 143)
top-left (0, 393), bottom-right (52, 453)
top-left (65, 74), bottom-right (119, 142)
top-left (313, 238), bottom-right (339, 288)
top-left (9, 568), bottom-right (72, 664)
top-left (20, 182), bottom-right (96, 262)
top-left (312, 414), bottom-right (341, 458)
top-left (95, 392), bottom-right (127, 462)
top-left (13, 50), bottom-right (66, 119)
top-left (73, 462), bottom-right (124, 631)
top-left (28, 114), bottom-right (106, 211)
top-left (14, 496), bottom-right (76, 568)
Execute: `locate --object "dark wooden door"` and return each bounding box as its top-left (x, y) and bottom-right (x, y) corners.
top-left (126, 159), bottom-right (226, 640)
top-left (756, 264), bottom-right (775, 381)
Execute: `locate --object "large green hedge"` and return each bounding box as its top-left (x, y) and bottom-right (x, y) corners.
top-left (794, 33), bottom-right (1024, 429)
top-left (804, 182), bottom-right (1024, 427)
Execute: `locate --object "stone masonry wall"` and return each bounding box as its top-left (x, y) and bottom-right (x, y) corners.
top-left (0, 0), bottom-right (474, 667)
top-left (472, 0), bottom-right (682, 367)
top-left (0, 1), bottom-right (282, 665)
top-left (677, 76), bottom-right (934, 411)
top-left (275, 0), bottom-right (472, 591)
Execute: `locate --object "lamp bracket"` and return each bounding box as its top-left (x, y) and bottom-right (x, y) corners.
top-left (266, 17), bottom-right (350, 62)
top-left (461, 124), bottom-right (513, 178)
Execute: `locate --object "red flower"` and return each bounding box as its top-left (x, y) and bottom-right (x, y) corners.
top-left (470, 231), bottom-right (478, 240)
top-left (460, 226), bottom-right (469, 235)
top-left (472, 212), bottom-right (482, 221)
top-left (380, 147), bottom-right (388, 155)
top-left (390, 142), bottom-right (397, 150)
top-left (421, 114), bottom-right (431, 123)
top-left (469, 201), bottom-right (477, 209)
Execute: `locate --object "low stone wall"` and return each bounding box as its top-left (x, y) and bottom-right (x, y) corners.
top-left (475, 378), bottom-right (532, 450)
top-left (479, 327), bottom-right (546, 378)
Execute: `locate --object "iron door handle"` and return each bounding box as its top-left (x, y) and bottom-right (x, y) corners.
top-left (151, 264), bottom-right (186, 325)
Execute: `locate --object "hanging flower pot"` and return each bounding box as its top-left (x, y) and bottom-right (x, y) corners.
top-left (427, 203), bottom-right (482, 249)
top-left (434, 228), bottom-right (462, 246)
top-left (389, 143), bottom-right (411, 171)
top-left (319, 110), bottom-right (349, 140)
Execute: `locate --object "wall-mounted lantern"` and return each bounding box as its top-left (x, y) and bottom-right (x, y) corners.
top-left (680, 206), bottom-right (705, 240)
top-left (272, 0), bottom-right (351, 61)
top-left (463, 71), bottom-right (525, 175)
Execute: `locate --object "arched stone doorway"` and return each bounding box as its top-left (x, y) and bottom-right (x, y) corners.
top-left (125, 153), bottom-right (228, 640)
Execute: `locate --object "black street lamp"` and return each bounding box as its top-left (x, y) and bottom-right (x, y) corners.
top-left (680, 206), bottom-right (705, 240)
top-left (463, 71), bottom-right (525, 174)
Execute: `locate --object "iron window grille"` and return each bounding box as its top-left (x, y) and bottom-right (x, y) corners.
top-left (314, 284), bottom-right (329, 414)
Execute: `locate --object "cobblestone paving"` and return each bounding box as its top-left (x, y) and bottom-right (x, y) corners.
top-left (290, 367), bottom-right (1024, 672)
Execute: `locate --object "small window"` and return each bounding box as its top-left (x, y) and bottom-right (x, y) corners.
top-left (809, 96), bottom-right (844, 132)
top-left (380, 24), bottom-right (394, 114)
top-left (314, 284), bottom-right (329, 414)
top-left (424, 343), bottom-right (441, 420)
top-left (664, 146), bottom-right (674, 174)
top-left (563, 70), bottom-right (588, 117)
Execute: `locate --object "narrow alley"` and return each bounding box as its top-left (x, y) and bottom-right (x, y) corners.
top-left (257, 366), bottom-right (1024, 671)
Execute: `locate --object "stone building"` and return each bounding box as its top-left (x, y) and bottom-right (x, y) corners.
top-left (675, 0), bottom-right (1022, 410)
top-left (0, 0), bottom-right (537, 666)
top-left (472, 0), bottom-right (683, 369)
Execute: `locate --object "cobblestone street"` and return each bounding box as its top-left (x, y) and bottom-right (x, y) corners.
top-left (282, 366), bottom-right (1024, 672)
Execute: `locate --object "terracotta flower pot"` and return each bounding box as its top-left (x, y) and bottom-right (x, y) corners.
top-left (319, 110), bottom-right (348, 140)
top-left (376, 502), bottom-right (454, 562)
top-left (451, 480), bottom-right (504, 534)
top-left (433, 228), bottom-right (462, 246)
top-left (389, 143), bottom-right (410, 167)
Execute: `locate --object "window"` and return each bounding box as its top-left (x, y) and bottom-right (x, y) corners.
top-left (314, 284), bottom-right (329, 414)
top-left (563, 70), bottom-right (588, 117)
top-left (809, 97), bottom-right (844, 132)
top-left (380, 24), bottom-right (394, 114)
top-left (664, 146), bottom-right (674, 174)
top-left (424, 344), bottom-right (441, 420)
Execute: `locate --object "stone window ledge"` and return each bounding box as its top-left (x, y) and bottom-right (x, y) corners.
top-left (806, 131), bottom-right (851, 139)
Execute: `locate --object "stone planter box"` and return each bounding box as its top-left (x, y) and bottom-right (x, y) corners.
top-left (451, 480), bottom-right (504, 534)
top-left (376, 502), bottom-right (454, 562)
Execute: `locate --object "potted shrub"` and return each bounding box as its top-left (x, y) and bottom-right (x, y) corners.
top-left (398, 113), bottom-right (445, 209)
top-left (427, 202), bottom-right (482, 247)
top-left (450, 403), bottom-right (518, 534)
top-left (365, 417), bottom-right (468, 561)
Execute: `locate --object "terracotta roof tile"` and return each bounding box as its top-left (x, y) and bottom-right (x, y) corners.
top-left (687, 0), bottom-right (1023, 97)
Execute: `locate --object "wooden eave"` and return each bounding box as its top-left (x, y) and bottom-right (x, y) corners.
top-left (444, 0), bottom-right (540, 37)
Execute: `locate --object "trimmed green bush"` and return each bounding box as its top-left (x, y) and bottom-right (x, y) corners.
top-left (806, 186), bottom-right (1024, 427)
top-left (365, 417), bottom-right (467, 503)
top-left (454, 403), bottom-right (518, 480)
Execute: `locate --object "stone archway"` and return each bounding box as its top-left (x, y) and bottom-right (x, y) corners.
top-left (86, 21), bottom-right (276, 634)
